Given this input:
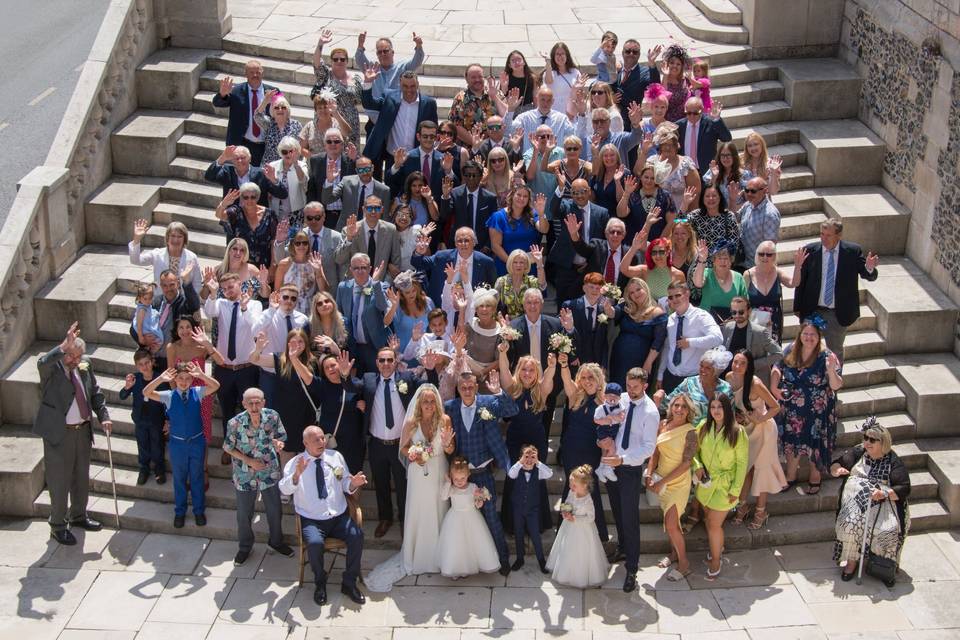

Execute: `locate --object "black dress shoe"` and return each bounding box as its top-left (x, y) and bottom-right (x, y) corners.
top-left (51, 529), bottom-right (77, 545)
top-left (538, 558), bottom-right (549, 574)
top-left (137, 470), bottom-right (150, 485)
top-left (608, 549), bottom-right (626, 563)
top-left (269, 542), bottom-right (295, 558)
top-left (155, 472), bottom-right (166, 485)
top-left (195, 513), bottom-right (207, 527)
top-left (234, 549), bottom-right (250, 566)
top-left (623, 572), bottom-right (638, 593)
top-left (498, 564), bottom-right (511, 577)
top-left (174, 515), bottom-right (185, 528)
top-left (69, 517), bottom-right (102, 532)
top-left (314, 585), bottom-right (327, 606)
top-left (340, 584), bottom-right (365, 604)
top-left (840, 569), bottom-right (856, 582)
top-left (511, 558), bottom-right (525, 571)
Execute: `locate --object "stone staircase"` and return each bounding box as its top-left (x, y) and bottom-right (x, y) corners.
top-left (4, 1), bottom-right (960, 552)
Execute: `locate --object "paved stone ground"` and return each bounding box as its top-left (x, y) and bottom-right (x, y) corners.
top-left (4, 517), bottom-right (960, 639)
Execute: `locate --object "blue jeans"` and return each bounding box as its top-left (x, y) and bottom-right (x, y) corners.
top-left (134, 419), bottom-right (164, 473)
top-left (237, 484), bottom-right (283, 552)
top-left (169, 436), bottom-right (205, 516)
top-left (300, 511), bottom-right (363, 587)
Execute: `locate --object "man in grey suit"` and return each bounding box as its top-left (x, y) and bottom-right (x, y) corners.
top-left (321, 156), bottom-right (391, 231)
top-left (721, 297), bottom-right (783, 383)
top-left (340, 195), bottom-right (402, 279)
top-left (273, 201), bottom-right (348, 292)
top-left (33, 322), bottom-right (112, 545)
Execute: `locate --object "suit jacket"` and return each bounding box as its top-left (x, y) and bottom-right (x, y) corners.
top-left (321, 176), bottom-right (391, 231)
top-left (341, 220), bottom-right (402, 275)
top-left (274, 226), bottom-right (347, 291)
top-left (345, 371), bottom-right (420, 433)
top-left (211, 82), bottom-right (279, 147)
top-left (440, 185), bottom-right (499, 248)
top-left (547, 198), bottom-right (609, 267)
top-left (720, 320), bottom-right (783, 380)
top-left (335, 278), bottom-right (392, 350)
top-left (508, 314), bottom-right (570, 374)
top-left (411, 249), bottom-right (498, 307)
top-left (612, 64), bottom-right (660, 131)
top-left (572, 238), bottom-right (634, 290)
top-left (561, 297), bottom-right (610, 368)
top-left (130, 282), bottom-right (200, 345)
top-left (33, 348), bottom-right (110, 445)
top-left (389, 147), bottom-right (451, 200)
top-left (306, 153), bottom-right (357, 205)
top-left (445, 393), bottom-right (517, 471)
top-left (361, 89), bottom-right (439, 161)
top-left (675, 116), bottom-right (733, 171)
top-left (794, 240), bottom-right (878, 327)
top-left (203, 161), bottom-right (288, 207)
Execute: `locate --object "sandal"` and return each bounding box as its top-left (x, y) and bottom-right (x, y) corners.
top-left (732, 503), bottom-right (751, 525)
top-left (657, 556), bottom-right (674, 569)
top-left (705, 565), bottom-right (722, 581)
top-left (785, 479), bottom-right (798, 490)
top-left (666, 568), bottom-right (691, 582)
top-left (805, 482), bottom-right (822, 495)
top-left (747, 507), bottom-right (769, 530)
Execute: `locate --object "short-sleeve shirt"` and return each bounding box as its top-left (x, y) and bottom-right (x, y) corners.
top-left (223, 408), bottom-right (288, 491)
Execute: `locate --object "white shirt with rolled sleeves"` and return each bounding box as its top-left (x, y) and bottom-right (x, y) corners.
top-left (658, 305), bottom-right (723, 381)
top-left (203, 297), bottom-right (263, 366)
top-left (252, 307), bottom-right (310, 372)
top-left (279, 449), bottom-right (357, 520)
top-left (615, 393), bottom-right (660, 467)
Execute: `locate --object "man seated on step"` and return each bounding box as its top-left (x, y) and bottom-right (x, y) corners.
top-left (212, 59), bottom-right (279, 166)
top-left (205, 145), bottom-right (288, 208)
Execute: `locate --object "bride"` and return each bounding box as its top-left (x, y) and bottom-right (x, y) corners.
top-left (366, 384), bottom-right (455, 590)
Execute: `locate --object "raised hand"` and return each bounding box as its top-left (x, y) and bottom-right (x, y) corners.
top-left (363, 63), bottom-right (381, 84)
top-left (346, 141), bottom-right (358, 161)
top-left (866, 251), bottom-right (879, 272)
top-left (727, 180), bottom-right (742, 204)
top-left (793, 245), bottom-right (808, 268)
top-left (532, 192), bottom-right (547, 216)
top-left (239, 291), bottom-right (251, 311)
top-left (557, 352), bottom-right (569, 368)
top-left (264, 88), bottom-right (280, 104)
top-left (130, 218), bottom-right (150, 244)
top-left (412, 32), bottom-right (423, 48)
top-left (441, 152), bottom-right (454, 174)
top-left (387, 333), bottom-right (400, 355)
top-left (218, 75), bottom-right (234, 97)
top-left (627, 100), bottom-right (643, 125)
top-left (372, 260), bottom-right (387, 282)
top-left (263, 163), bottom-right (278, 183)
top-left (357, 31), bottom-right (367, 50)
top-left (614, 165), bottom-right (626, 182)
top-left (318, 28), bottom-right (334, 46)
top-left (124, 373), bottom-right (135, 390)
top-left (343, 214), bottom-right (359, 240)
top-left (308, 251), bottom-right (324, 272)
top-left (257, 264), bottom-right (270, 286)
top-left (269, 290), bottom-right (281, 309)
top-left (420, 184), bottom-right (433, 201)
top-left (529, 244), bottom-right (543, 264)
top-left (393, 147), bottom-right (407, 168)
top-left (471, 122), bottom-right (484, 148)
top-left (826, 351), bottom-right (841, 372)
top-left (411, 321), bottom-right (425, 343)
top-left (337, 350), bottom-right (354, 376)
top-left (487, 369), bottom-right (501, 394)
top-left (59, 321), bottom-right (80, 352)
top-left (159, 367), bottom-right (178, 383)
top-left (710, 100), bottom-right (723, 119)
top-left (326, 157), bottom-right (339, 183)
top-left (640, 131), bottom-right (654, 154)
top-left (505, 87), bottom-right (521, 113)
top-left (275, 217), bottom-right (290, 243)
top-left (563, 213), bottom-right (582, 239)
top-left (202, 266), bottom-right (218, 289)
top-left (296, 454), bottom-right (311, 477)
top-left (623, 174), bottom-right (638, 194)
top-left (696, 239), bottom-right (709, 262)
top-left (444, 260), bottom-right (456, 283)
top-left (191, 326), bottom-right (212, 347)
top-left (647, 44), bottom-right (663, 66)
top-left (452, 326), bottom-right (467, 351)
top-left (509, 125), bottom-right (523, 150)
top-left (220, 189), bottom-right (241, 209)
top-left (767, 154), bottom-right (783, 172)
top-left (414, 232), bottom-right (430, 256)
top-left (708, 159), bottom-right (719, 178)
top-left (681, 185), bottom-right (698, 212)
top-left (559, 307), bottom-right (574, 332)
top-left (385, 286), bottom-right (400, 305)
top-left (646, 205), bottom-right (663, 227)
top-left (421, 221), bottom-right (437, 238)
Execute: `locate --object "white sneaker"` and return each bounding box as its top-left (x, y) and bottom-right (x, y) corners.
top-left (597, 465), bottom-right (617, 483)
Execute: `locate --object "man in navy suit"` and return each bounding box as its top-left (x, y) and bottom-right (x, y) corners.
top-left (211, 61), bottom-right (279, 166)
top-left (439, 161), bottom-right (498, 250)
top-left (560, 272), bottom-right (615, 369)
top-left (794, 219), bottom-right (879, 357)
top-left (205, 145), bottom-right (288, 207)
top-left (675, 97), bottom-right (732, 171)
top-left (548, 178), bottom-right (610, 306)
top-left (361, 69), bottom-right (438, 178)
top-left (343, 345), bottom-right (420, 538)
top-left (611, 40), bottom-right (662, 132)
top-left (411, 227), bottom-right (497, 307)
top-left (570, 217), bottom-right (633, 291)
top-left (387, 120), bottom-right (453, 200)
top-left (335, 253), bottom-right (391, 375)
top-left (445, 371), bottom-right (518, 575)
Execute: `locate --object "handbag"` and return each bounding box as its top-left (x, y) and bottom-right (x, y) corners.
top-left (864, 495), bottom-right (898, 584)
top-left (299, 376), bottom-right (346, 449)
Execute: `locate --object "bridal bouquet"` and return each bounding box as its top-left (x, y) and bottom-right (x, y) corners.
top-left (473, 486), bottom-right (492, 509)
top-left (500, 326), bottom-right (521, 341)
top-left (407, 441), bottom-right (435, 476)
top-left (601, 282), bottom-right (622, 302)
top-left (548, 332), bottom-right (574, 354)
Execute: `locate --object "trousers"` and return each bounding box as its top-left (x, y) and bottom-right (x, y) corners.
top-left (300, 511), bottom-right (363, 587)
top-left (237, 484), bottom-right (284, 552)
top-left (43, 423), bottom-right (92, 530)
top-left (170, 436), bottom-right (206, 516)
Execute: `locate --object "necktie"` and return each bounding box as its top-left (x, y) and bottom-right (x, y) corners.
top-left (453, 310), bottom-right (460, 328)
top-left (71, 369), bottom-right (91, 420)
top-left (227, 301), bottom-right (239, 361)
top-left (251, 89), bottom-right (261, 138)
top-left (367, 229), bottom-right (377, 263)
top-left (622, 67), bottom-right (631, 85)
top-left (529, 321), bottom-right (541, 364)
top-left (312, 232), bottom-right (320, 253)
top-left (467, 192), bottom-right (475, 229)
top-left (158, 300), bottom-right (171, 329)
top-left (587, 306), bottom-right (595, 330)
top-left (422, 153), bottom-right (431, 185)
top-left (285, 315), bottom-right (293, 334)
top-left (383, 378), bottom-right (395, 430)
top-left (672, 315), bottom-right (685, 366)
top-left (622, 401), bottom-right (636, 449)
top-left (181, 390), bottom-right (189, 405)
top-left (824, 248), bottom-right (836, 307)
top-left (315, 459), bottom-right (328, 499)
top-left (604, 250), bottom-right (616, 283)
top-left (540, 114), bottom-right (548, 124)
top-left (353, 288), bottom-right (365, 343)
top-left (357, 184), bottom-right (366, 216)
top-left (689, 120), bottom-right (699, 168)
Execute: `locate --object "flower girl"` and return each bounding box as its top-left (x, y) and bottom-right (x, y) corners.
top-left (436, 457), bottom-right (502, 578)
top-left (546, 464), bottom-right (610, 587)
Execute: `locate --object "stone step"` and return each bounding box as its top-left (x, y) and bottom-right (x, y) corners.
top-left (108, 291), bottom-right (138, 321)
top-left (192, 89), bottom-right (315, 125)
top-left (158, 177), bottom-right (223, 208)
top-left (837, 412), bottom-right (915, 448)
top-left (716, 100), bottom-right (792, 129)
top-left (768, 143), bottom-right (807, 168)
top-left (177, 133), bottom-right (223, 162)
top-left (836, 383), bottom-right (906, 419)
top-left (709, 61), bottom-right (779, 88)
top-left (97, 318), bottom-right (139, 349)
top-left (689, 0), bottom-right (743, 25)
top-left (777, 209), bottom-right (826, 240)
top-left (169, 155), bottom-right (217, 183)
top-left (710, 79), bottom-right (784, 108)
top-left (153, 199), bottom-right (225, 234)
top-left (652, 0), bottom-right (750, 44)
top-left (781, 303), bottom-right (875, 340)
top-left (776, 165), bottom-right (815, 191)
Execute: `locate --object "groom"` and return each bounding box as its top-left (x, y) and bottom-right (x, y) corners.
top-left (446, 371), bottom-right (517, 575)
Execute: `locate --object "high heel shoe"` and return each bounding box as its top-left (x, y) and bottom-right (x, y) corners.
top-left (746, 507), bottom-right (769, 530)
top-left (731, 503), bottom-right (751, 525)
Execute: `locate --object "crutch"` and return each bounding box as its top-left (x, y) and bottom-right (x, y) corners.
top-left (856, 500), bottom-right (876, 585)
top-left (105, 431), bottom-right (121, 529)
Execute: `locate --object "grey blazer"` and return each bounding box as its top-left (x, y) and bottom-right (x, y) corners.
top-left (32, 347), bottom-right (109, 446)
top-left (321, 176), bottom-right (392, 231)
top-left (274, 226), bottom-right (348, 292)
top-left (340, 220), bottom-right (402, 275)
top-left (721, 320), bottom-right (783, 380)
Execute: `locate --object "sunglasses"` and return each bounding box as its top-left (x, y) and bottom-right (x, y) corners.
top-left (744, 188), bottom-right (762, 194)
top-left (623, 48), bottom-right (640, 55)
top-left (487, 124), bottom-right (502, 131)
top-left (863, 434), bottom-right (881, 444)
top-left (364, 205), bottom-right (383, 213)
top-left (241, 195), bottom-right (258, 200)
top-left (592, 118), bottom-right (609, 124)
top-left (564, 147), bottom-right (580, 152)
top-left (305, 215), bottom-right (323, 222)
top-left (274, 106), bottom-right (289, 111)
top-left (571, 189), bottom-right (589, 196)
top-left (376, 48), bottom-right (392, 54)
top-left (729, 309), bottom-right (747, 316)
top-left (667, 293), bottom-right (685, 300)
top-left (590, 90), bottom-right (605, 96)
top-left (357, 167), bottom-right (373, 174)
top-left (536, 134), bottom-right (551, 139)
top-left (325, 139), bottom-right (342, 145)
top-left (281, 294), bottom-right (298, 302)
top-left (331, 56), bottom-right (347, 62)
top-left (490, 157), bottom-right (506, 163)
top-left (377, 357), bottom-right (395, 363)
top-left (757, 251), bottom-right (775, 257)
top-left (650, 249), bottom-right (667, 256)
top-left (280, 149), bottom-right (295, 155)
top-left (293, 241), bottom-right (309, 246)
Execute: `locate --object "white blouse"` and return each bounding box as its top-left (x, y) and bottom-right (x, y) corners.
top-left (128, 242), bottom-right (202, 291)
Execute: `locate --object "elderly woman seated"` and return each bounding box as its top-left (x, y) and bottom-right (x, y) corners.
top-left (831, 417), bottom-right (911, 586)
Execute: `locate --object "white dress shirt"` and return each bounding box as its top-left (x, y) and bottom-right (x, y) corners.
top-left (582, 297), bottom-right (598, 330)
top-left (246, 84), bottom-right (266, 142)
top-left (252, 307), bottom-right (310, 372)
top-left (387, 97), bottom-right (420, 153)
top-left (509, 108), bottom-right (576, 153)
top-left (818, 245), bottom-right (839, 309)
top-left (203, 297), bottom-right (264, 365)
top-left (279, 449), bottom-right (357, 520)
top-left (507, 460), bottom-right (554, 481)
top-left (460, 400), bottom-right (477, 433)
top-left (658, 305), bottom-right (723, 380)
top-left (615, 393), bottom-right (660, 467)
top-left (370, 375), bottom-right (406, 440)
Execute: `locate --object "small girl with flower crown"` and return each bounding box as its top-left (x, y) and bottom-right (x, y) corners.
top-left (436, 456), bottom-right (502, 577)
top-left (547, 464), bottom-right (610, 588)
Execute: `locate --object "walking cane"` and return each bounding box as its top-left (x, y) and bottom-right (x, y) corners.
top-left (856, 501), bottom-right (875, 585)
top-left (105, 431), bottom-right (121, 529)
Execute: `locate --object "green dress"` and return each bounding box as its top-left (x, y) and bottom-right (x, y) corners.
top-left (646, 267), bottom-right (673, 300)
top-left (693, 420), bottom-right (749, 511)
top-left (697, 268), bottom-right (747, 322)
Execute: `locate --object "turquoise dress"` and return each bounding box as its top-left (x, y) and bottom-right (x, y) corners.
top-left (661, 375), bottom-right (734, 424)
top-left (392, 299), bottom-right (435, 362)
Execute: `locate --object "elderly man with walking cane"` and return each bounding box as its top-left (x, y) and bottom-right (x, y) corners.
top-left (34, 321), bottom-right (113, 545)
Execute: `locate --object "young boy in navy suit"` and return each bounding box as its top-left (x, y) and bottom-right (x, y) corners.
top-left (507, 444), bottom-right (553, 573)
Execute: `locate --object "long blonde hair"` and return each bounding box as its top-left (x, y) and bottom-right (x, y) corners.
top-left (623, 277), bottom-right (658, 321)
top-left (219, 237), bottom-right (250, 278)
top-left (484, 147), bottom-right (512, 197)
top-left (409, 384), bottom-right (444, 438)
top-left (506, 356), bottom-right (547, 413)
top-left (741, 132), bottom-right (770, 178)
top-left (671, 220), bottom-right (698, 266)
top-left (309, 290), bottom-right (348, 347)
top-left (278, 328), bottom-right (314, 378)
top-left (667, 392), bottom-right (698, 425)
top-left (569, 363), bottom-right (606, 411)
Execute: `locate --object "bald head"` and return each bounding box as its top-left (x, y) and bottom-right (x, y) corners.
top-left (570, 178), bottom-right (591, 206)
top-left (684, 96), bottom-right (703, 122)
top-left (303, 426), bottom-right (326, 457)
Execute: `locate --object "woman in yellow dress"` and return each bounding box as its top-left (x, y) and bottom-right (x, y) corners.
top-left (646, 393), bottom-right (699, 581)
top-left (694, 393), bottom-right (749, 580)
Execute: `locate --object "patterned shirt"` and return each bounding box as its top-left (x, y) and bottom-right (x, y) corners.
top-left (688, 209), bottom-right (742, 266)
top-left (224, 408), bottom-right (287, 491)
top-left (220, 205), bottom-right (279, 268)
top-left (449, 89), bottom-right (497, 133)
top-left (253, 113), bottom-right (304, 166)
top-left (737, 198), bottom-right (781, 268)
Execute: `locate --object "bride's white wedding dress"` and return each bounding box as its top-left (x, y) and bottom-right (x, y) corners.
top-left (365, 423), bottom-right (448, 591)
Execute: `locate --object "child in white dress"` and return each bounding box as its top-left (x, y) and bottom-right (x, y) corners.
top-left (547, 464), bottom-right (610, 588)
top-left (436, 457), bottom-right (502, 578)
top-left (594, 383), bottom-right (625, 483)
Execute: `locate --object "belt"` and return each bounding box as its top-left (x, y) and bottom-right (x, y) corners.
top-left (65, 420), bottom-right (90, 430)
top-left (170, 432), bottom-right (205, 443)
top-left (372, 436), bottom-right (400, 446)
top-left (219, 362), bottom-right (254, 371)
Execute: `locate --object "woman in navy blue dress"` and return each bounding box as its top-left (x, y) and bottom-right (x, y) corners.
top-left (557, 355), bottom-right (609, 543)
top-left (609, 277), bottom-right (668, 386)
top-left (497, 342), bottom-right (557, 531)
